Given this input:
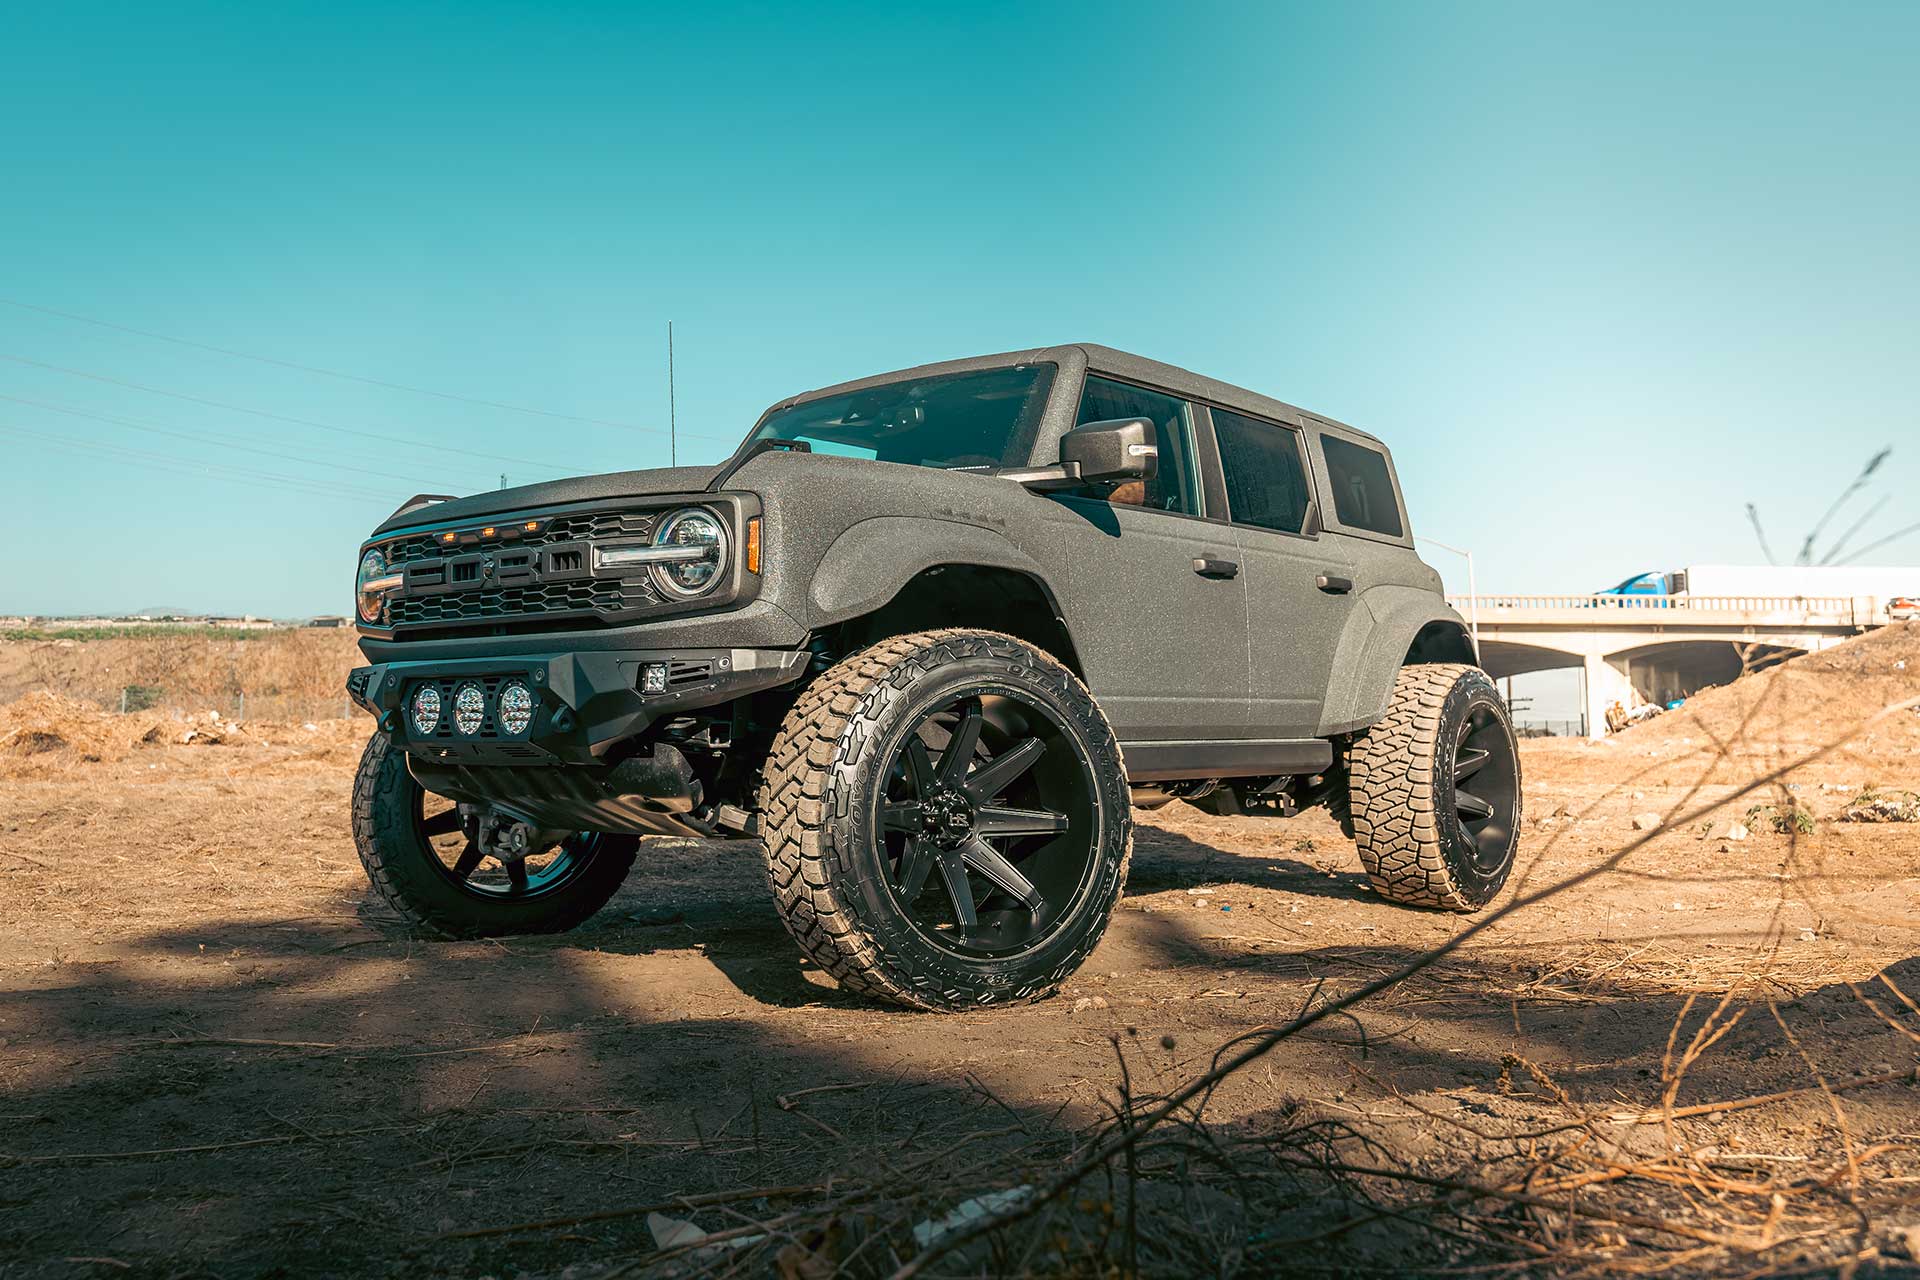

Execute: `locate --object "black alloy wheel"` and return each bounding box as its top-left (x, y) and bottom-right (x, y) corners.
top-left (1448, 701), bottom-right (1520, 878)
top-left (416, 794), bottom-right (606, 902)
top-left (876, 689), bottom-right (1098, 959)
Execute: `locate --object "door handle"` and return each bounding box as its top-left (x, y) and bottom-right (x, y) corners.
top-left (1316, 573), bottom-right (1354, 594)
top-left (1192, 557), bottom-right (1240, 580)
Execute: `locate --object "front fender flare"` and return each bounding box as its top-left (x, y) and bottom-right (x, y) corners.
top-left (1319, 587), bottom-right (1474, 735)
top-left (806, 515), bottom-right (1062, 628)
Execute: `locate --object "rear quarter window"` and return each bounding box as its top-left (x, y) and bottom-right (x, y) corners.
top-left (1320, 434), bottom-right (1404, 537)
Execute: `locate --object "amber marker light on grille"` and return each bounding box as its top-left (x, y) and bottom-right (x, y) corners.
top-left (746, 517), bottom-right (761, 574)
top-left (481, 526), bottom-right (496, 538)
top-left (440, 531), bottom-right (457, 544)
top-left (523, 520), bottom-right (540, 532)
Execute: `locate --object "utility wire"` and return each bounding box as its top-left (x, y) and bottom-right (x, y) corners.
top-left (0, 423), bottom-right (390, 503)
top-left (0, 295), bottom-right (656, 431)
top-left (1842, 518), bottom-right (1920, 563)
top-left (0, 297), bottom-right (738, 441)
top-left (0, 393), bottom-right (494, 491)
top-left (0, 352), bottom-right (563, 468)
top-left (1819, 495), bottom-right (1890, 566)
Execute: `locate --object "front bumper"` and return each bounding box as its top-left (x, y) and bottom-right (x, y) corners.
top-left (347, 645), bottom-right (809, 766)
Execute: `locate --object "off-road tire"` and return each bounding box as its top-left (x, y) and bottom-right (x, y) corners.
top-left (1347, 663), bottom-right (1521, 911)
top-left (758, 629), bottom-right (1132, 1011)
top-left (352, 734), bottom-right (638, 937)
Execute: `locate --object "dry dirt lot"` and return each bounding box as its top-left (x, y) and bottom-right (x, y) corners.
top-left (3, 628), bottom-right (1920, 1276)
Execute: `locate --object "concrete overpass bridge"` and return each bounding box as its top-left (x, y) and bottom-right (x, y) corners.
top-left (1451, 594), bottom-right (1885, 738)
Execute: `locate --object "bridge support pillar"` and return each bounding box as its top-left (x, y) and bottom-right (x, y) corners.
top-left (1582, 652), bottom-right (1635, 740)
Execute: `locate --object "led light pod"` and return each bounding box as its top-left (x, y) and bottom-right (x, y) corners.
top-left (410, 684), bottom-right (442, 736)
top-left (497, 680), bottom-right (534, 735)
top-left (452, 681), bottom-right (486, 736)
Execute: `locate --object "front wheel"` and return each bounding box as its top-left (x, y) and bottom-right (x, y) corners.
top-left (1347, 663), bottom-right (1522, 911)
top-left (351, 734), bottom-right (638, 937)
top-left (758, 630), bottom-right (1131, 1011)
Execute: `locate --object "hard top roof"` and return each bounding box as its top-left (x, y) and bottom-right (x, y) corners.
top-left (761, 343), bottom-right (1382, 444)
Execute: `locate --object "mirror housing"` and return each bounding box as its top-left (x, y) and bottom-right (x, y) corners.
top-left (1061, 418), bottom-right (1157, 483)
top-left (1001, 417), bottom-right (1158, 491)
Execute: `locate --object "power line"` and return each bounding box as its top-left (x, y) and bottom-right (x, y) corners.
top-left (0, 393), bottom-right (496, 491)
top-left (0, 352), bottom-right (564, 468)
top-left (0, 295), bottom-right (658, 431)
top-left (0, 422), bottom-right (392, 503)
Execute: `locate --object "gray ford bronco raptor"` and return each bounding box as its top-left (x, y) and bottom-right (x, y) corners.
top-left (347, 345), bottom-right (1520, 1010)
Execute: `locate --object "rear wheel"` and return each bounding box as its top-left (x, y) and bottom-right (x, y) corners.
top-left (351, 734), bottom-right (638, 937)
top-left (1347, 663), bottom-right (1521, 910)
top-left (759, 630), bottom-right (1131, 1010)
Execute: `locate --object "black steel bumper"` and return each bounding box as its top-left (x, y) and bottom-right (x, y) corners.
top-left (347, 645), bottom-right (809, 767)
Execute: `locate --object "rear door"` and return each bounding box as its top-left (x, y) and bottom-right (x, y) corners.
top-left (1207, 405), bottom-right (1359, 738)
top-left (1044, 375), bottom-right (1250, 741)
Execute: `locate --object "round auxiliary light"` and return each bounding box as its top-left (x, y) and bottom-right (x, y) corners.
top-left (452, 682), bottom-right (486, 736)
top-left (409, 684), bottom-right (443, 736)
top-left (356, 548), bottom-right (388, 623)
top-left (496, 680), bottom-right (534, 735)
top-left (651, 507), bottom-right (728, 598)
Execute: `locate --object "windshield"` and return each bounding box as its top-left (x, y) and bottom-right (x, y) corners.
top-left (746, 364), bottom-right (1055, 471)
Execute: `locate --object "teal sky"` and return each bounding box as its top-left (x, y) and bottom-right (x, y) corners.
top-left (3, 1), bottom-right (1915, 617)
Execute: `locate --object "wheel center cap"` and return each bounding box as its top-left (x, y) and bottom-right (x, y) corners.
top-left (921, 789), bottom-right (976, 848)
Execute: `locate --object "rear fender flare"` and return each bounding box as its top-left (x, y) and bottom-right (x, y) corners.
top-left (1320, 587), bottom-right (1475, 735)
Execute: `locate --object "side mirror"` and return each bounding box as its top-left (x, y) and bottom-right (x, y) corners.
top-left (1060, 418), bottom-right (1158, 483)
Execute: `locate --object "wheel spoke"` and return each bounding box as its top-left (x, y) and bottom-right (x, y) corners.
top-left (504, 857), bottom-right (529, 895)
top-left (963, 737), bottom-right (1046, 801)
top-left (1453, 746), bottom-right (1491, 784)
top-left (1456, 790), bottom-right (1496, 822)
top-left (896, 837), bottom-right (934, 900)
top-left (960, 837), bottom-right (1043, 910)
top-left (974, 804), bottom-right (1068, 838)
top-left (936, 848), bottom-right (978, 927)
top-left (881, 802), bottom-right (925, 834)
top-left (420, 807), bottom-right (464, 837)
top-left (450, 839), bottom-right (485, 880)
top-left (904, 737), bottom-right (936, 798)
top-left (936, 703), bottom-right (984, 784)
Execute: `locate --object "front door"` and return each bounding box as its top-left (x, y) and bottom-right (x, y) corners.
top-left (1042, 375), bottom-right (1249, 742)
top-left (1207, 405), bottom-right (1358, 738)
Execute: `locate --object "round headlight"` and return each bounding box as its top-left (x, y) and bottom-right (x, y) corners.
top-left (452, 682), bottom-right (486, 736)
top-left (410, 684), bottom-right (442, 736)
top-left (356, 549), bottom-right (388, 623)
top-left (497, 680), bottom-right (534, 735)
top-left (651, 508), bottom-right (728, 597)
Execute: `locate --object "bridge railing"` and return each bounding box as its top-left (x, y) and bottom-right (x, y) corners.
top-left (1448, 594), bottom-right (1875, 623)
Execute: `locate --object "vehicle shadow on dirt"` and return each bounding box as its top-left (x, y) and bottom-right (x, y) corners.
top-left (9, 865), bottom-right (1916, 1278)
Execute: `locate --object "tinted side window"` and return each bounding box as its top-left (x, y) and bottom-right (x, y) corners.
top-left (1212, 407), bottom-right (1313, 535)
top-left (1068, 376), bottom-right (1201, 515)
top-left (1321, 435), bottom-right (1403, 536)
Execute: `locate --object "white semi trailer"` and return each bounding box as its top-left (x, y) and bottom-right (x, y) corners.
top-left (1604, 564), bottom-right (1920, 604)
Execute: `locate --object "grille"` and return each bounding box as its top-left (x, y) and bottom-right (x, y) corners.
top-left (384, 509), bottom-right (658, 568)
top-left (387, 578), bottom-right (659, 627)
top-left (377, 505), bottom-right (671, 632)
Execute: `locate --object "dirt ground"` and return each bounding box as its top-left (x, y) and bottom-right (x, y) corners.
top-left (3, 628), bottom-right (1920, 1276)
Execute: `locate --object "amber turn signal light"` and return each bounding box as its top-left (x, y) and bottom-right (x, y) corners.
top-left (745, 517), bottom-right (761, 574)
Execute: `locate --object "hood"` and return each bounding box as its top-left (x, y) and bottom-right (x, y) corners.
top-left (371, 464), bottom-right (725, 536)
